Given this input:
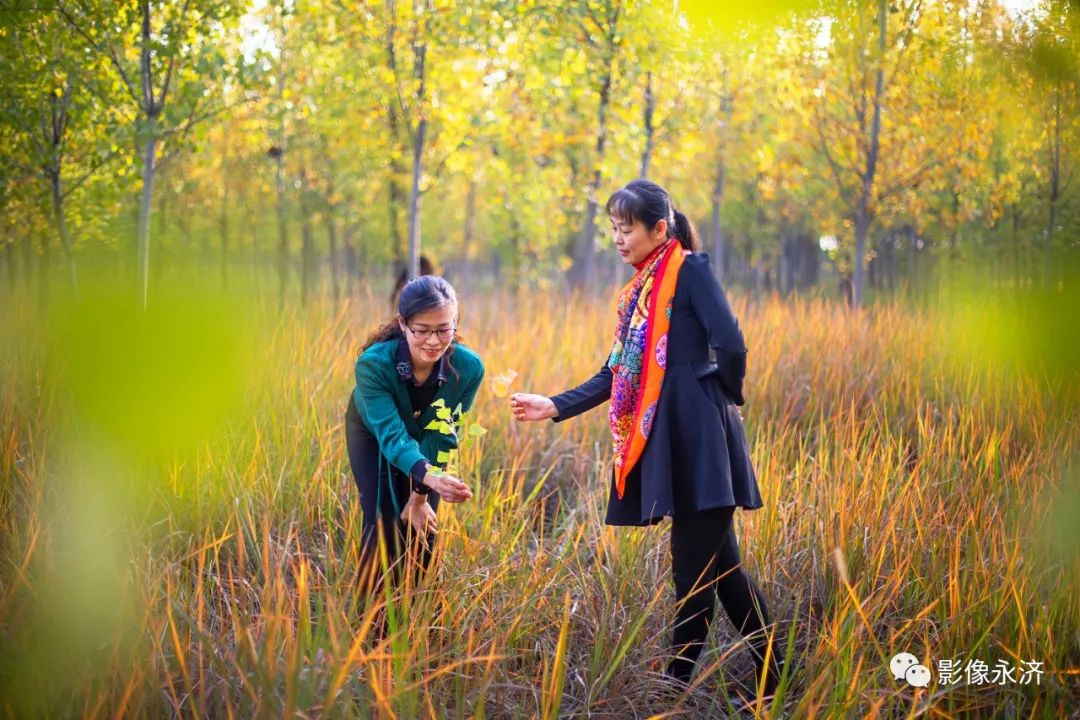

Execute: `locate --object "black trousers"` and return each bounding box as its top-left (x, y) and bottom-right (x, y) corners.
top-left (667, 505), bottom-right (777, 688)
top-left (345, 410), bottom-right (438, 591)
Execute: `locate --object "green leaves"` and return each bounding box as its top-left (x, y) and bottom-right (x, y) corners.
top-left (423, 400), bottom-right (488, 442)
top-left (425, 399), bottom-right (456, 436)
top-left (424, 419), bottom-right (454, 435)
top-left (421, 399), bottom-right (485, 483)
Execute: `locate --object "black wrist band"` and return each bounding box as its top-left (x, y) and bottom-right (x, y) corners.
top-left (411, 459), bottom-right (432, 495)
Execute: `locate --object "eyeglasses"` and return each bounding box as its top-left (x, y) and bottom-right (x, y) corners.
top-left (406, 325), bottom-right (456, 341)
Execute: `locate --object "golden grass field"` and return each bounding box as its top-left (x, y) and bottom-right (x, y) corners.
top-left (1, 282), bottom-right (1077, 718)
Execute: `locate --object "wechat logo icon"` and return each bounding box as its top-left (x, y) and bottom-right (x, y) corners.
top-left (890, 652), bottom-right (932, 688)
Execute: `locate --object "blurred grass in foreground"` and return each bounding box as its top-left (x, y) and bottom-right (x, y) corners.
top-left (0, 270), bottom-right (1077, 718)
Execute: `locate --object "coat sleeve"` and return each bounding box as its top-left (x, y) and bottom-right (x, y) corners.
top-left (353, 354), bottom-right (428, 475)
top-left (550, 364), bottom-right (613, 422)
top-left (684, 254), bottom-right (748, 406)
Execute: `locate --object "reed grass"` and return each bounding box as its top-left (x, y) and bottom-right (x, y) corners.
top-left (1, 282), bottom-right (1076, 718)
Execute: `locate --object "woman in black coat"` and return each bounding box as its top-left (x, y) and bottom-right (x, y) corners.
top-left (511, 179), bottom-right (780, 700)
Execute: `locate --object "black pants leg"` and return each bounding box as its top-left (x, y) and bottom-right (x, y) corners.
top-left (357, 516), bottom-right (436, 593)
top-left (667, 506), bottom-right (776, 689)
top-left (346, 411), bottom-right (437, 593)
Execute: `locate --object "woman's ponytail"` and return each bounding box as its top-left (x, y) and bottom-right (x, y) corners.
top-left (670, 208), bottom-right (700, 252)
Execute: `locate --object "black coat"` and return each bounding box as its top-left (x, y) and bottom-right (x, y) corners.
top-left (551, 252), bottom-right (763, 526)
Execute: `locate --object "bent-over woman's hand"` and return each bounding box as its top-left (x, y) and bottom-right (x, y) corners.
top-left (510, 393), bottom-right (558, 422)
top-left (401, 493), bottom-right (437, 535)
top-left (423, 469), bottom-right (473, 502)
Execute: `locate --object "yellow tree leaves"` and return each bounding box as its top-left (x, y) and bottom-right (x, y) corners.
top-left (9, 0), bottom-right (1074, 292)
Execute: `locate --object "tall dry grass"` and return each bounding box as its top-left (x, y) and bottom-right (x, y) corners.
top-left (1, 282), bottom-right (1077, 718)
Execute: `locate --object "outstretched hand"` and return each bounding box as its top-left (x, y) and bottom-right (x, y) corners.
top-left (510, 393), bottom-right (558, 422)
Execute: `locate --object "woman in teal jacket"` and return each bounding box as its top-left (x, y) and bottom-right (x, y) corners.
top-left (346, 275), bottom-right (484, 589)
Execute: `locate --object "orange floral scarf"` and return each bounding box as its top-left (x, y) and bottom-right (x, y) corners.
top-left (607, 239), bottom-right (686, 498)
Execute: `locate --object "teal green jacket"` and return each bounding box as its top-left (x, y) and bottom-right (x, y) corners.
top-left (352, 339), bottom-right (485, 477)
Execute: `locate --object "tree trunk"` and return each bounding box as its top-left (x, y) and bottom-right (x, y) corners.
top-left (572, 39), bottom-right (615, 290)
top-left (508, 211), bottom-right (523, 292)
top-left (906, 225), bottom-right (916, 297)
top-left (342, 231), bottom-right (357, 295)
top-left (21, 230), bottom-right (33, 288)
top-left (840, 274), bottom-right (853, 306)
top-left (135, 0), bottom-right (159, 310)
top-left (743, 233), bottom-right (754, 291)
top-left (949, 189), bottom-right (960, 255)
top-left (407, 115), bottom-right (426, 281)
top-left (220, 193), bottom-right (229, 290)
top-left (711, 63), bottom-right (732, 282)
top-left (249, 193), bottom-right (261, 296)
top-left (854, 0), bottom-right (887, 308)
top-left (275, 151), bottom-right (288, 309)
top-left (1011, 204), bottom-right (1022, 288)
top-left (781, 230), bottom-right (796, 297)
top-left (4, 235), bottom-right (15, 290)
top-left (711, 160), bottom-right (726, 281)
top-left (574, 182), bottom-right (600, 289)
top-left (462, 177), bottom-right (476, 264)
top-left (46, 82), bottom-right (77, 295)
top-left (406, 10), bottom-right (428, 282)
top-left (388, 103), bottom-right (405, 264)
top-left (885, 231), bottom-right (895, 294)
top-left (327, 192), bottom-right (340, 300)
top-left (220, 151), bottom-right (229, 291)
top-left (178, 193), bottom-right (193, 248)
top-left (853, 208), bottom-right (870, 306)
top-left (200, 198), bottom-right (212, 268)
top-left (299, 167), bottom-right (315, 304)
top-left (50, 170), bottom-right (77, 293)
top-left (157, 171), bottom-right (169, 237)
top-left (37, 230), bottom-right (50, 309)
top-left (137, 130), bottom-right (157, 310)
top-left (639, 71), bottom-right (654, 179)
top-left (868, 235), bottom-right (878, 290)
top-left (1045, 81), bottom-right (1061, 287)
top-left (386, 9), bottom-right (406, 265)
top-left (356, 234), bottom-right (366, 287)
